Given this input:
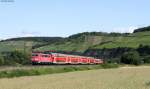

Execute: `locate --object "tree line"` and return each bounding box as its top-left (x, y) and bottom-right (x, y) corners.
top-left (68, 32), bottom-right (130, 40)
top-left (84, 44), bottom-right (150, 65)
top-left (0, 45), bottom-right (150, 66)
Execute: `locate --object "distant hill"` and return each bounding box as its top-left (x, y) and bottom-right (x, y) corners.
top-left (2, 37), bottom-right (64, 42)
top-left (35, 26), bottom-right (150, 52)
top-left (35, 31), bottom-right (150, 52)
top-left (0, 37), bottom-right (64, 52)
top-left (0, 26), bottom-right (150, 53)
top-left (134, 26), bottom-right (150, 33)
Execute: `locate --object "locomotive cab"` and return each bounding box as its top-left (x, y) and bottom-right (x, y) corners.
top-left (31, 53), bottom-right (41, 64)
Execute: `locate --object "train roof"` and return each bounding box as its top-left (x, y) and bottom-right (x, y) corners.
top-left (32, 52), bottom-right (95, 59)
top-left (51, 52), bottom-right (94, 58)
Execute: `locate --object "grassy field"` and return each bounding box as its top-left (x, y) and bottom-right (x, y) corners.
top-left (0, 64), bottom-right (118, 78)
top-left (0, 66), bottom-right (150, 89)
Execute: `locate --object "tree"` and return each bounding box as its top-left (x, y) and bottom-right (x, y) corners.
top-left (6, 51), bottom-right (31, 65)
top-left (137, 44), bottom-right (150, 56)
top-left (143, 56), bottom-right (150, 63)
top-left (121, 51), bottom-right (141, 65)
top-left (0, 54), bottom-right (4, 65)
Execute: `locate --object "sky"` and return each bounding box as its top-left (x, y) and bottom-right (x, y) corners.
top-left (0, 0), bottom-right (150, 39)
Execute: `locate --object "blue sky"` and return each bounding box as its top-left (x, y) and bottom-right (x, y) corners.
top-left (0, 0), bottom-right (150, 39)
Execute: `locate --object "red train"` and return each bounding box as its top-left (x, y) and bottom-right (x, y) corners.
top-left (31, 52), bottom-right (103, 65)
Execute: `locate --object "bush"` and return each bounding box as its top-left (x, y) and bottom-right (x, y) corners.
top-left (0, 54), bottom-right (4, 65)
top-left (142, 56), bottom-right (150, 63)
top-left (106, 58), bottom-right (121, 64)
top-left (121, 51), bottom-right (141, 65)
top-left (4, 51), bottom-right (31, 65)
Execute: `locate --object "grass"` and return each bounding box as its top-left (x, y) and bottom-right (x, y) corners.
top-left (93, 32), bottom-right (150, 49)
top-left (35, 40), bottom-right (95, 52)
top-left (0, 41), bottom-right (43, 52)
top-left (145, 81), bottom-right (150, 86)
top-left (0, 66), bottom-right (149, 89)
top-left (0, 64), bottom-right (119, 78)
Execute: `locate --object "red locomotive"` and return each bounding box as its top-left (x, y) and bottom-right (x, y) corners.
top-left (31, 51), bottom-right (103, 65)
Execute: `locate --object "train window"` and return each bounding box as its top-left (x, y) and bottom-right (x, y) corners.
top-left (42, 55), bottom-right (49, 57)
top-left (43, 51), bottom-right (52, 54)
top-left (32, 54), bottom-right (38, 56)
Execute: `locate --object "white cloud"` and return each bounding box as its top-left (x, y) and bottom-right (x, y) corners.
top-left (127, 26), bottom-right (138, 33)
top-left (22, 33), bottom-right (35, 37)
top-left (112, 26), bottom-right (138, 33)
top-left (20, 31), bottom-right (40, 37)
top-left (0, 37), bottom-right (3, 41)
top-left (0, 31), bottom-right (41, 40)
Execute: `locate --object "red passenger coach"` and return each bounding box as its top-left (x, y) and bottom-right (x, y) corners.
top-left (31, 52), bottom-right (103, 65)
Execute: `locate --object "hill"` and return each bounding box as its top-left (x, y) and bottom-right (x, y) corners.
top-left (1, 26), bottom-right (150, 53)
top-left (34, 32), bottom-right (128, 52)
top-left (3, 37), bottom-right (64, 42)
top-left (92, 31), bottom-right (150, 49)
top-left (34, 31), bottom-right (150, 52)
top-left (0, 37), bottom-right (64, 52)
top-left (133, 26), bottom-right (150, 33)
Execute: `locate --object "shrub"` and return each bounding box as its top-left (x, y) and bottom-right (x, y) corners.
top-left (121, 51), bottom-right (141, 65)
top-left (106, 58), bottom-right (121, 64)
top-left (145, 81), bottom-right (150, 86)
top-left (4, 51), bottom-right (31, 65)
top-left (142, 56), bottom-right (150, 63)
top-left (0, 54), bottom-right (4, 65)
